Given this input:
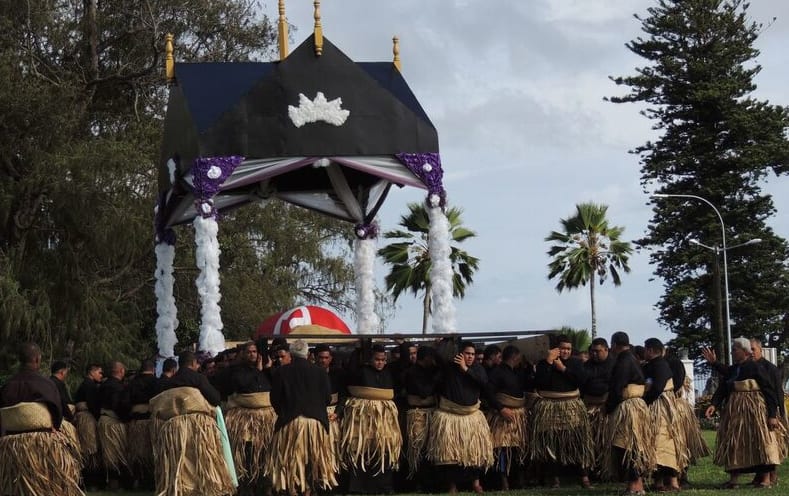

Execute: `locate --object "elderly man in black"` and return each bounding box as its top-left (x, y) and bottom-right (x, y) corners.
top-left (603, 332), bottom-right (653, 496)
top-left (642, 338), bottom-right (686, 492)
top-left (340, 343), bottom-right (402, 494)
top-left (705, 337), bottom-right (784, 489)
top-left (0, 342), bottom-right (83, 496)
top-left (265, 339), bottom-right (337, 495)
top-left (428, 340), bottom-right (505, 494)
top-left (224, 341), bottom-right (276, 496)
top-left (530, 334), bottom-right (591, 489)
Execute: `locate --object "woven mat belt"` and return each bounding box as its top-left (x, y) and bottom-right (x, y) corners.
top-left (101, 408), bottom-right (121, 421)
top-left (438, 397), bottom-right (480, 415)
top-left (495, 393), bottom-right (526, 408)
top-left (227, 391), bottom-right (272, 409)
top-left (131, 404), bottom-right (149, 415)
top-left (622, 384), bottom-right (645, 399)
top-left (537, 389), bottom-right (580, 400)
top-left (663, 378), bottom-right (675, 393)
top-left (733, 379), bottom-right (761, 392)
top-left (407, 395), bottom-right (437, 407)
top-left (347, 385), bottom-right (394, 401)
top-left (0, 402), bottom-right (53, 431)
top-left (583, 393), bottom-right (608, 406)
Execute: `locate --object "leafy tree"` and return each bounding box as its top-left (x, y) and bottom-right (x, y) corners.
top-left (0, 1), bottom-right (355, 375)
top-left (609, 0), bottom-right (789, 361)
top-left (546, 203), bottom-right (633, 338)
top-left (378, 202), bottom-right (480, 333)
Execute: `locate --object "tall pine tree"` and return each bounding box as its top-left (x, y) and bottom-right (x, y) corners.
top-left (610, 0), bottom-right (789, 361)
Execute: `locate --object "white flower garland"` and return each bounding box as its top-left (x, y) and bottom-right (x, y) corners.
top-left (354, 237), bottom-right (380, 334)
top-left (428, 205), bottom-right (456, 333)
top-left (194, 215), bottom-right (226, 355)
top-left (154, 242), bottom-right (179, 357)
top-left (288, 92), bottom-right (350, 128)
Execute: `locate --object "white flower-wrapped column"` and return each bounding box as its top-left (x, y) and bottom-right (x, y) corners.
top-left (395, 152), bottom-right (456, 333)
top-left (426, 196), bottom-right (456, 333)
top-left (191, 156), bottom-right (244, 355)
top-left (354, 223), bottom-right (381, 334)
top-left (154, 224), bottom-right (179, 358)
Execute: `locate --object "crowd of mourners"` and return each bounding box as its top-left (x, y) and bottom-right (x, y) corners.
top-left (0, 331), bottom-right (786, 496)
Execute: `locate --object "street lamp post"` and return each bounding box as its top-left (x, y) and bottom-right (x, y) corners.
top-left (651, 193), bottom-right (733, 363)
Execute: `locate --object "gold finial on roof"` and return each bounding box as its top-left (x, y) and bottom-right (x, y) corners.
top-left (278, 0), bottom-right (289, 60)
top-left (165, 33), bottom-right (175, 83)
top-left (313, 0), bottom-right (323, 56)
top-left (393, 36), bottom-right (401, 71)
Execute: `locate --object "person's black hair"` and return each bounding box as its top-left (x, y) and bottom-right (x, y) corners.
top-left (18, 342), bottom-right (41, 366)
top-left (314, 344), bottom-right (331, 355)
top-left (85, 363), bottom-right (102, 375)
top-left (51, 360), bottom-right (69, 375)
top-left (460, 341), bottom-right (476, 352)
top-left (501, 345), bottom-right (520, 362)
top-left (644, 338), bottom-right (664, 354)
top-left (611, 331), bottom-right (630, 347)
top-left (483, 344), bottom-right (502, 360)
top-left (371, 344), bottom-right (387, 354)
top-left (417, 346), bottom-right (436, 361)
top-left (633, 345), bottom-right (646, 361)
top-left (163, 358), bottom-right (178, 373)
top-left (179, 350), bottom-right (197, 367)
top-left (554, 334), bottom-right (571, 346)
top-left (140, 359), bottom-right (155, 372)
top-left (590, 337), bottom-right (609, 349)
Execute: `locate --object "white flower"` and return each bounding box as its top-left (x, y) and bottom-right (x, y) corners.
top-left (200, 203), bottom-right (213, 215)
top-left (356, 228), bottom-right (366, 237)
top-left (288, 92), bottom-right (350, 128)
top-left (207, 166), bottom-right (222, 179)
top-left (422, 163), bottom-right (433, 172)
top-left (429, 194), bottom-right (441, 207)
top-left (313, 158), bottom-right (331, 168)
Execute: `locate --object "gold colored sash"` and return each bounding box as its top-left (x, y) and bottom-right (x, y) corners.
top-left (227, 392), bottom-right (272, 409)
top-left (407, 395), bottom-right (437, 407)
top-left (622, 384), bottom-right (645, 399)
top-left (438, 397), bottom-right (480, 415)
top-left (347, 385), bottom-right (394, 401)
top-left (733, 379), bottom-right (760, 392)
top-left (495, 393), bottom-right (526, 408)
top-left (537, 389), bottom-right (580, 400)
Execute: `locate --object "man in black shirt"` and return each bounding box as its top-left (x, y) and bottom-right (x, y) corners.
top-left (705, 337), bottom-right (782, 489)
top-left (403, 346), bottom-right (440, 487)
top-left (265, 339), bottom-right (337, 494)
top-left (604, 331), bottom-right (651, 496)
top-left (642, 338), bottom-right (685, 492)
top-left (530, 334), bottom-right (591, 488)
top-left (341, 344), bottom-right (401, 494)
top-left (50, 360), bottom-right (74, 423)
top-left (127, 359), bottom-right (158, 489)
top-left (0, 343), bottom-right (82, 496)
top-left (224, 341), bottom-right (275, 496)
top-left (152, 350), bottom-right (233, 496)
top-left (428, 341), bottom-right (503, 493)
top-left (99, 361), bottom-right (130, 488)
top-left (487, 345), bottom-right (528, 490)
top-left (582, 337), bottom-right (615, 483)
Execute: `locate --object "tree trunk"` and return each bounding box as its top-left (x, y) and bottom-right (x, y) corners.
top-left (590, 277), bottom-right (597, 338)
top-left (422, 285), bottom-right (431, 334)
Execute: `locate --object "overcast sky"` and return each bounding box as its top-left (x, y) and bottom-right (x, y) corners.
top-left (277, 0), bottom-right (789, 347)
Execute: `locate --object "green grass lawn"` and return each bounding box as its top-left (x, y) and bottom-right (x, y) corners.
top-left (89, 430), bottom-right (785, 495)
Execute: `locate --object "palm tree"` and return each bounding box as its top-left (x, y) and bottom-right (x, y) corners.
top-left (378, 202), bottom-right (480, 333)
top-left (545, 203), bottom-right (632, 338)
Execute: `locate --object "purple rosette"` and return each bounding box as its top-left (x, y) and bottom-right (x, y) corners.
top-left (395, 152), bottom-right (447, 207)
top-left (191, 156), bottom-right (244, 218)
